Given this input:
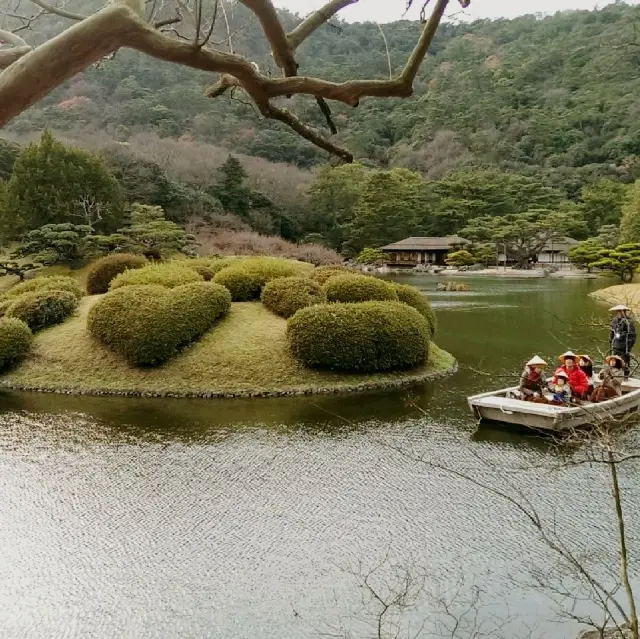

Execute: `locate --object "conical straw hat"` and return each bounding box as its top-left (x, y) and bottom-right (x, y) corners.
top-left (526, 355), bottom-right (547, 366)
top-left (609, 304), bottom-right (630, 312)
top-left (558, 351), bottom-right (577, 361)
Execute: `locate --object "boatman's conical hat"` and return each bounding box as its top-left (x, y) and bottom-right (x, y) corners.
top-left (558, 351), bottom-right (577, 361)
top-left (609, 304), bottom-right (630, 312)
top-left (605, 354), bottom-right (624, 365)
top-left (526, 355), bottom-right (547, 367)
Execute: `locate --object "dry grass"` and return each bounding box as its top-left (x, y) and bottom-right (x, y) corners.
top-left (2, 299), bottom-right (455, 397)
top-left (590, 284), bottom-right (640, 313)
top-left (195, 229), bottom-right (342, 266)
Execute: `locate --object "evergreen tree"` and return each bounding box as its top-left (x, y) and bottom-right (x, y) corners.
top-left (215, 155), bottom-right (251, 219)
top-left (3, 131), bottom-right (124, 237)
top-left (619, 180), bottom-right (640, 244)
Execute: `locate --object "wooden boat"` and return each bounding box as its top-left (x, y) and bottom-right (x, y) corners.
top-left (468, 377), bottom-right (640, 432)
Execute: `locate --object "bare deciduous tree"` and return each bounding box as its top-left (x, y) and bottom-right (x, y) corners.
top-left (0, 0), bottom-right (470, 162)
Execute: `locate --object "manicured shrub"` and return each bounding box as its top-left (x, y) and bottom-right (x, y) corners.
top-left (86, 253), bottom-right (147, 295)
top-left (1, 275), bottom-right (83, 301)
top-left (287, 301), bottom-right (430, 372)
top-left (0, 299), bottom-right (12, 317)
top-left (213, 257), bottom-right (305, 301)
top-left (394, 283), bottom-right (437, 339)
top-left (88, 282), bottom-right (230, 366)
top-left (0, 317), bottom-right (33, 369)
top-left (323, 274), bottom-right (398, 304)
top-left (311, 265), bottom-right (355, 284)
top-left (6, 289), bottom-right (78, 331)
top-left (261, 277), bottom-right (326, 318)
top-left (109, 262), bottom-right (203, 290)
top-left (189, 264), bottom-right (214, 281)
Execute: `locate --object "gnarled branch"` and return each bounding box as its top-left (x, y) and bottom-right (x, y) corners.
top-left (0, 0), bottom-right (466, 162)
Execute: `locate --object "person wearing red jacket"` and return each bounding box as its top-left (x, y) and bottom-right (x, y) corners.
top-left (553, 351), bottom-right (590, 400)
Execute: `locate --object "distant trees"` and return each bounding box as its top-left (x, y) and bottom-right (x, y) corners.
top-left (1, 131), bottom-right (124, 239)
top-left (619, 181), bottom-right (640, 244)
top-left (462, 210), bottom-right (588, 269)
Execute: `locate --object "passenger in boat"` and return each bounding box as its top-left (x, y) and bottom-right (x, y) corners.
top-left (518, 355), bottom-right (547, 400)
top-left (554, 351), bottom-right (589, 400)
top-left (578, 354), bottom-right (595, 396)
top-left (609, 305), bottom-right (636, 379)
top-left (592, 354), bottom-right (625, 402)
top-left (550, 371), bottom-right (572, 405)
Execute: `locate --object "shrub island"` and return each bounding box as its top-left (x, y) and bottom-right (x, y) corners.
top-left (0, 256), bottom-right (455, 398)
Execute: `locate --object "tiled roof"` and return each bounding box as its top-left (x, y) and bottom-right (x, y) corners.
top-left (381, 235), bottom-right (469, 251)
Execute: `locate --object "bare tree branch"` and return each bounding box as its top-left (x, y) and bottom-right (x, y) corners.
top-left (0, 27), bottom-right (28, 47)
top-left (0, 0), bottom-right (462, 162)
top-left (287, 0), bottom-right (358, 50)
top-left (27, 0), bottom-right (87, 21)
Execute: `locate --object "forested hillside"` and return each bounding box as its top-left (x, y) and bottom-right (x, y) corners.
top-left (6, 1), bottom-right (640, 184)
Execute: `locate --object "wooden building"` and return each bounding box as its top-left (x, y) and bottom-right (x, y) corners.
top-left (381, 235), bottom-right (469, 267)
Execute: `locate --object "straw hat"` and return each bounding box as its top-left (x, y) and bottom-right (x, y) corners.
top-left (578, 354), bottom-right (592, 363)
top-left (526, 355), bottom-right (547, 367)
top-left (609, 304), bottom-right (630, 312)
top-left (605, 354), bottom-right (624, 365)
top-left (555, 370), bottom-right (569, 380)
top-left (558, 350), bottom-right (577, 361)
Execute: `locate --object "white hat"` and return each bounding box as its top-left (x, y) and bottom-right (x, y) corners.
top-left (555, 370), bottom-right (569, 380)
top-left (558, 351), bottom-right (577, 361)
top-left (526, 355), bottom-right (547, 366)
top-left (609, 304), bottom-right (630, 312)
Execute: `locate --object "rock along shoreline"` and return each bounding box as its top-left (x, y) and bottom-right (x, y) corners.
top-left (0, 360), bottom-right (458, 400)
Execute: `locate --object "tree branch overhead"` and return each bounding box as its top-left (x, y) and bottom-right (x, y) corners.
top-left (0, 0), bottom-right (469, 162)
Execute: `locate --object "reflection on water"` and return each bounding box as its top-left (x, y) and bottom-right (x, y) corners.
top-left (0, 276), bottom-right (637, 639)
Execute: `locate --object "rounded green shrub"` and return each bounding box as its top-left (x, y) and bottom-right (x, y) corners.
top-left (311, 265), bottom-right (354, 284)
top-left (323, 274), bottom-right (398, 304)
top-left (86, 253), bottom-right (147, 295)
top-left (109, 263), bottom-right (203, 290)
top-left (213, 258), bottom-right (305, 301)
top-left (1, 276), bottom-right (83, 301)
top-left (6, 289), bottom-right (78, 331)
top-left (393, 283), bottom-right (437, 339)
top-left (88, 282), bottom-right (230, 366)
top-left (189, 264), bottom-right (214, 281)
top-left (0, 317), bottom-right (33, 370)
top-left (287, 301), bottom-right (430, 372)
top-left (261, 277), bottom-right (326, 318)
top-left (0, 298), bottom-right (12, 318)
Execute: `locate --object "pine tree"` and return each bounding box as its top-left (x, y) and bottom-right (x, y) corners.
top-left (215, 155), bottom-right (251, 219)
top-left (2, 131), bottom-right (124, 238)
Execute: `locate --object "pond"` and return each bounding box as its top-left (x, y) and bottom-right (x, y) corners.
top-left (1, 275), bottom-right (638, 639)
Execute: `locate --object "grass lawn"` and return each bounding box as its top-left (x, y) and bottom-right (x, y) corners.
top-left (590, 284), bottom-right (640, 313)
top-left (2, 298), bottom-right (456, 398)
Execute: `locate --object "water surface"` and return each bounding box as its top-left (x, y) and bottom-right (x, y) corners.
top-left (1, 275), bottom-right (637, 639)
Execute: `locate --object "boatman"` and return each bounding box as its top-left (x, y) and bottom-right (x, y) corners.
top-left (609, 304), bottom-right (636, 379)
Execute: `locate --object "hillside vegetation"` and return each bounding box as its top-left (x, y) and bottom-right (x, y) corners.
top-left (6, 1), bottom-right (640, 184)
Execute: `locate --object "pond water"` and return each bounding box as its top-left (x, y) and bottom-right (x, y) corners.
top-left (1, 275), bottom-right (638, 639)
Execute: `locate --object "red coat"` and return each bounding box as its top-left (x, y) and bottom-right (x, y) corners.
top-left (554, 365), bottom-right (589, 397)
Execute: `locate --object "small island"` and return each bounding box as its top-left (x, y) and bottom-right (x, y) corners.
top-left (0, 256), bottom-right (455, 399)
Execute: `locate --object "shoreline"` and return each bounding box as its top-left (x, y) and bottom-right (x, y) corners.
top-left (368, 267), bottom-right (600, 280)
top-left (0, 357), bottom-right (458, 400)
top-left (1, 299), bottom-right (457, 400)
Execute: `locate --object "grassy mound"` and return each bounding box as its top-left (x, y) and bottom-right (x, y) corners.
top-left (261, 277), bottom-right (326, 318)
top-left (1, 299), bottom-right (455, 398)
top-left (0, 318), bottom-right (32, 370)
top-left (324, 273), bottom-right (398, 303)
top-left (5, 289), bottom-right (78, 331)
top-left (0, 275), bottom-right (83, 303)
top-left (311, 265), bottom-right (355, 284)
top-left (287, 301), bottom-right (429, 372)
top-left (110, 263), bottom-right (203, 290)
top-left (88, 282), bottom-right (231, 365)
top-left (393, 283), bottom-right (437, 339)
top-left (213, 257), bottom-right (311, 301)
top-left (86, 254), bottom-right (147, 294)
